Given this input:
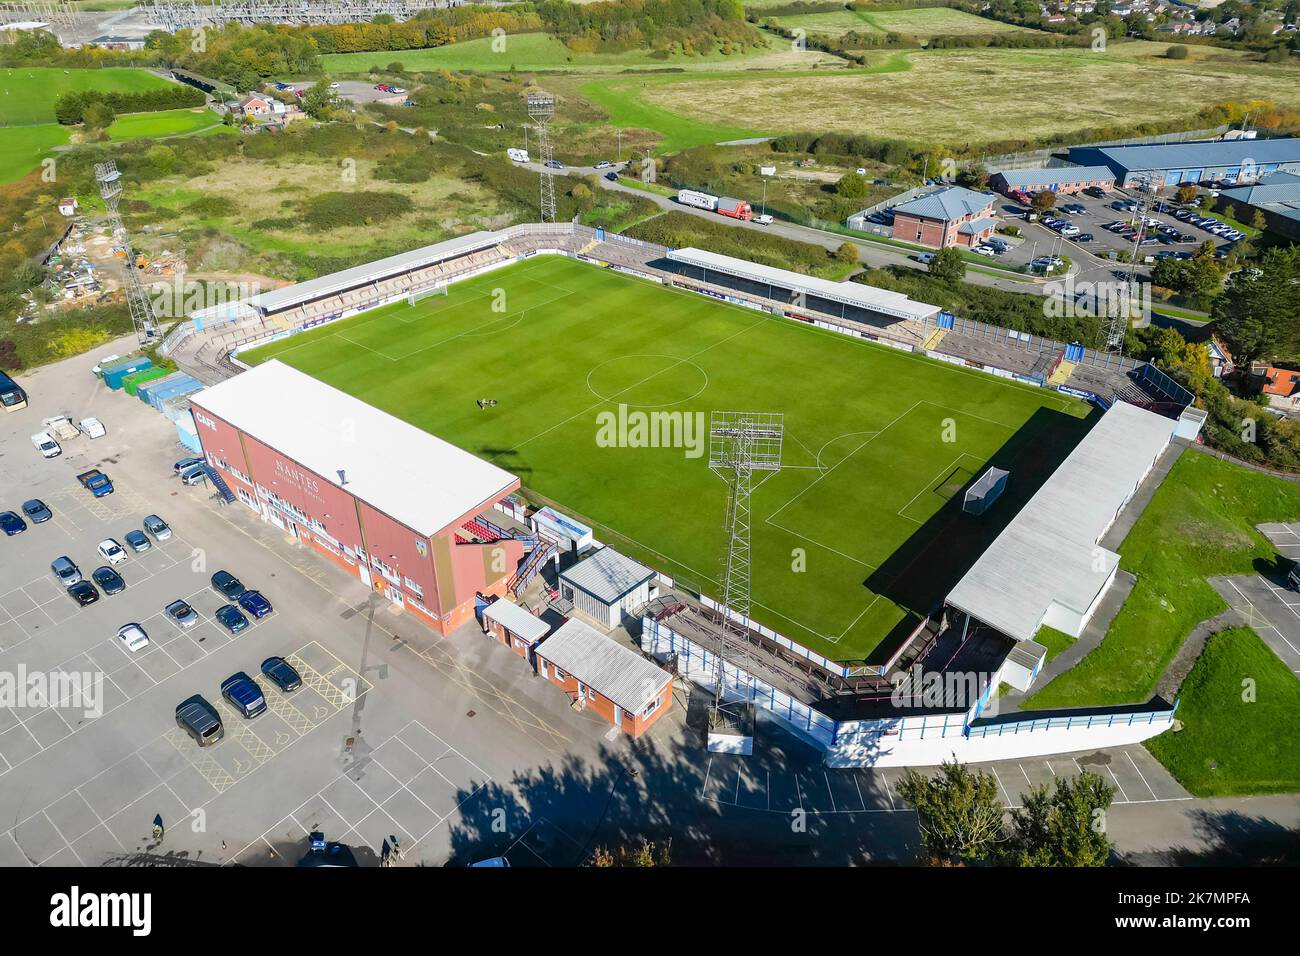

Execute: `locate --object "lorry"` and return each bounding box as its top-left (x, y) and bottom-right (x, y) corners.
top-left (716, 197), bottom-right (754, 221)
top-left (42, 415), bottom-right (80, 442)
top-left (507, 148), bottom-right (530, 163)
top-left (77, 469), bottom-right (114, 497)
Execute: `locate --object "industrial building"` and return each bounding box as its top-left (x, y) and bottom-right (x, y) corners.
top-left (1067, 136), bottom-right (1300, 189)
top-left (989, 166), bottom-right (1115, 196)
top-left (887, 186), bottom-right (999, 248)
top-left (189, 360), bottom-right (524, 635)
top-left (945, 402), bottom-right (1177, 646)
top-left (1218, 171), bottom-right (1300, 242)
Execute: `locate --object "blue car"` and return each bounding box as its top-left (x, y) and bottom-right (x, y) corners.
top-left (0, 511), bottom-right (26, 536)
top-left (22, 499), bottom-right (52, 523)
top-left (215, 604), bottom-right (250, 634)
top-left (237, 590), bottom-right (273, 619)
top-left (220, 672), bottom-right (266, 719)
top-left (261, 656), bottom-right (302, 693)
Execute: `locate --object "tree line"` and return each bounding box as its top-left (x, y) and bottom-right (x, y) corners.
top-left (54, 86), bottom-right (207, 125)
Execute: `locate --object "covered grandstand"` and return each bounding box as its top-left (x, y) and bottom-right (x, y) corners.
top-left (944, 402), bottom-right (1177, 645)
top-left (663, 247), bottom-right (941, 329)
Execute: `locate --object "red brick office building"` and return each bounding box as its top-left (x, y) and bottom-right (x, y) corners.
top-left (890, 186), bottom-right (998, 249)
top-left (190, 360), bottom-right (524, 635)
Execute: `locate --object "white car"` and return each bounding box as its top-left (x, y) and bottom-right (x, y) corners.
top-left (1058, 225), bottom-right (1080, 237)
top-left (98, 538), bottom-right (128, 565)
top-left (117, 624), bottom-right (150, 653)
top-left (390, 86), bottom-right (406, 95)
top-left (972, 245), bottom-right (997, 257)
top-left (31, 432), bottom-right (61, 458)
top-left (80, 417), bottom-right (105, 439)
top-left (329, 82), bottom-right (339, 90)
top-left (753, 214), bottom-right (774, 226)
top-left (91, 354), bottom-right (120, 376)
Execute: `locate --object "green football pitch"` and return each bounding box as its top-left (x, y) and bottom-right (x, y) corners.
top-left (244, 256), bottom-right (1092, 662)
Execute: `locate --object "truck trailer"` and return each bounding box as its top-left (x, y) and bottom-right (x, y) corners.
top-left (676, 189), bottom-right (718, 211)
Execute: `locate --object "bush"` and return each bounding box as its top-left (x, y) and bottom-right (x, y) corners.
top-left (1166, 45), bottom-right (1189, 60)
top-left (298, 190), bottom-right (414, 229)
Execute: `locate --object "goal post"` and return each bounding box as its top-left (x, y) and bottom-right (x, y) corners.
top-left (407, 283), bottom-right (448, 307)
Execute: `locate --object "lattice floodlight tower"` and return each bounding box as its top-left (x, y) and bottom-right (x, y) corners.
top-left (1110, 172), bottom-right (1160, 353)
top-left (95, 160), bottom-right (159, 345)
top-left (527, 92), bottom-right (557, 223)
top-left (707, 412), bottom-right (783, 722)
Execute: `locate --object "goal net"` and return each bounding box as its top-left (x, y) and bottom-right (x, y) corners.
top-left (408, 283), bottom-right (448, 307)
top-left (963, 466), bottom-right (1010, 516)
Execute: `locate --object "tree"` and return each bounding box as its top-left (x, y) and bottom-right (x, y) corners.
top-left (590, 839), bottom-right (670, 867)
top-left (896, 761), bottom-right (1006, 865)
top-left (82, 101), bottom-right (115, 131)
top-left (1004, 771), bottom-right (1115, 866)
top-left (1252, 208), bottom-right (1267, 231)
top-left (835, 241), bottom-right (859, 264)
top-left (1175, 184), bottom-right (1197, 205)
top-left (1213, 246), bottom-right (1300, 366)
top-left (301, 79), bottom-right (336, 119)
top-left (929, 245), bottom-right (966, 284)
top-left (836, 172), bottom-right (868, 198)
top-left (1031, 189), bottom-right (1056, 212)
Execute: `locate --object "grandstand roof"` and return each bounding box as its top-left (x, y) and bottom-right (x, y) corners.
top-left (666, 248), bottom-right (941, 323)
top-left (248, 231), bottom-right (505, 313)
top-left (945, 402), bottom-right (1175, 643)
top-left (190, 360), bottom-right (519, 538)
top-left (891, 186), bottom-right (995, 222)
top-left (991, 166), bottom-right (1116, 188)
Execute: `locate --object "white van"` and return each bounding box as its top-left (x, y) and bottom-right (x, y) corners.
top-left (916, 252), bottom-right (936, 265)
top-left (31, 432), bottom-right (61, 458)
top-left (506, 148), bottom-right (529, 164)
top-left (80, 417), bottom-right (106, 439)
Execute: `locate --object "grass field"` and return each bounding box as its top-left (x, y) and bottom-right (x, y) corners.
top-left (585, 43), bottom-right (1300, 145)
top-left (243, 255), bottom-right (1089, 661)
top-left (106, 107), bottom-right (225, 141)
top-left (322, 32), bottom-right (843, 75)
top-left (1145, 628), bottom-right (1300, 796)
top-left (0, 123), bottom-right (70, 185)
top-left (0, 67), bottom-right (175, 126)
top-left (775, 8), bottom-right (1037, 41)
top-left (1027, 451), bottom-right (1300, 708)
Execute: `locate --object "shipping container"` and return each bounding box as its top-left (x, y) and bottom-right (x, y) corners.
top-left (103, 358), bottom-right (153, 390)
top-left (175, 411), bottom-right (203, 453)
top-left (122, 367), bottom-right (170, 397)
top-left (677, 189), bottom-right (718, 211)
top-left (147, 376), bottom-right (202, 409)
top-left (138, 371), bottom-right (189, 405)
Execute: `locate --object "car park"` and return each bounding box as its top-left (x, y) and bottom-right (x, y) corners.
top-left (124, 530), bottom-right (151, 553)
top-left (0, 511), bottom-right (25, 536)
top-left (166, 599), bottom-right (199, 628)
top-left (22, 499), bottom-right (52, 523)
top-left (68, 581), bottom-right (100, 606)
top-left (179, 465), bottom-right (208, 486)
top-left (144, 514), bottom-right (172, 541)
top-left (31, 432), bottom-right (61, 458)
top-left (212, 570), bottom-right (245, 599)
top-left (176, 695), bottom-right (224, 747)
top-left (261, 656), bottom-right (302, 693)
top-left (221, 672), bottom-right (267, 719)
top-left (52, 556), bottom-right (81, 586)
top-left (92, 566), bottom-right (126, 595)
top-left (174, 457), bottom-right (205, 475)
top-left (238, 590), bottom-right (273, 619)
top-left (117, 623), bottom-right (149, 652)
top-left (97, 538), bottom-right (127, 565)
top-left (215, 604), bottom-right (250, 634)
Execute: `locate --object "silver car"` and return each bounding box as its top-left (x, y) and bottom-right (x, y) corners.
top-left (165, 599), bottom-right (199, 629)
top-left (51, 556), bottom-right (81, 587)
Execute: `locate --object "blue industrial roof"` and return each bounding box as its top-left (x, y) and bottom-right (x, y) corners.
top-left (1220, 171), bottom-right (1300, 204)
top-left (992, 166), bottom-right (1115, 188)
top-left (958, 217), bottom-right (999, 235)
top-left (1071, 136), bottom-right (1300, 172)
top-left (892, 186), bottom-right (994, 222)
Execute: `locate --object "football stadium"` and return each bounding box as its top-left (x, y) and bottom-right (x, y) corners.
top-left (233, 247), bottom-right (1090, 663)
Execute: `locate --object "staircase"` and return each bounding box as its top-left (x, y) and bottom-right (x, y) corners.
top-left (922, 327), bottom-right (948, 351)
top-left (1047, 358), bottom-right (1078, 386)
top-left (202, 464), bottom-right (237, 504)
top-left (578, 237), bottom-right (602, 256)
top-left (508, 535), bottom-right (559, 596)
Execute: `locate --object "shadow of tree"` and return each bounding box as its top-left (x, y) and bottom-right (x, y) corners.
top-left (1118, 807), bottom-right (1300, 866)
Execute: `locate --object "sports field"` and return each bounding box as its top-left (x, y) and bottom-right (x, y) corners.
top-left (244, 256), bottom-right (1089, 661)
top-left (0, 67), bottom-right (175, 126)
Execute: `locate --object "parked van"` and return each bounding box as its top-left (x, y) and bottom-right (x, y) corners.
top-left (915, 252), bottom-right (935, 265)
top-left (79, 417), bottom-right (105, 439)
top-left (506, 148), bottom-right (530, 163)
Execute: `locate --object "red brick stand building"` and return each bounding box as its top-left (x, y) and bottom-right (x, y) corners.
top-left (190, 360), bottom-right (524, 635)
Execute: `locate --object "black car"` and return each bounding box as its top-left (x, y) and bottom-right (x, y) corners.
top-left (176, 695), bottom-right (224, 747)
top-left (261, 656), bottom-right (302, 693)
top-left (604, 170), bottom-right (618, 182)
top-left (1075, 233), bottom-right (1094, 243)
top-left (215, 604), bottom-right (250, 634)
top-left (0, 511), bottom-right (25, 536)
top-left (211, 570), bottom-right (245, 600)
top-left (21, 499), bottom-right (52, 523)
top-left (91, 566), bottom-right (126, 595)
top-left (67, 581), bottom-right (100, 606)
